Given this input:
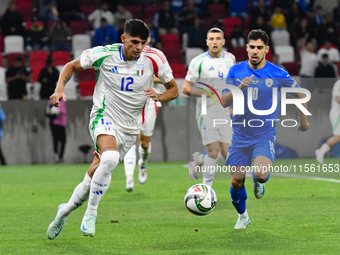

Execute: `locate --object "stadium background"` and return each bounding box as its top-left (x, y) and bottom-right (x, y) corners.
top-left (0, 0), bottom-right (336, 164)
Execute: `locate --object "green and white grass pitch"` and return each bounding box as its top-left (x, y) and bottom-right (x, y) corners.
top-left (1, 159), bottom-right (340, 254)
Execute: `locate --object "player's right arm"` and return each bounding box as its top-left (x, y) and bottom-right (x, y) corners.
top-left (50, 57), bottom-right (83, 106)
top-left (222, 74), bottom-right (254, 108)
top-left (182, 79), bottom-right (213, 97)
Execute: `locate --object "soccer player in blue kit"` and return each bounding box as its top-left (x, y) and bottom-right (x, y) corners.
top-left (222, 30), bottom-right (310, 229)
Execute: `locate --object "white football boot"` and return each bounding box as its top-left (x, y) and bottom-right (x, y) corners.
top-left (47, 203), bottom-right (67, 239)
top-left (81, 214), bottom-right (96, 237)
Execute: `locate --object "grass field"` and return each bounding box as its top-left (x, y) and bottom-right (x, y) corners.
top-left (1, 158), bottom-right (340, 254)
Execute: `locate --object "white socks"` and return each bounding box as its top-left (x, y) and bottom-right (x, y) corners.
top-left (319, 143), bottom-right (331, 155)
top-left (59, 173), bottom-right (92, 218)
top-left (202, 156), bottom-right (218, 186)
top-left (240, 210), bottom-right (248, 218)
top-left (139, 143), bottom-right (151, 167)
top-left (85, 150), bottom-right (120, 216)
top-left (124, 144), bottom-right (136, 185)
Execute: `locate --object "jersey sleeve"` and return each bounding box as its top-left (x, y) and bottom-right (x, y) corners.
top-left (277, 69), bottom-right (300, 89)
top-left (185, 56), bottom-right (201, 83)
top-left (144, 48), bottom-right (174, 84)
top-left (80, 45), bottom-right (117, 69)
top-left (333, 81), bottom-right (340, 97)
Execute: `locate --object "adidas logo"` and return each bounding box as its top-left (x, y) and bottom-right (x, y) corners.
top-left (208, 66), bottom-right (214, 71)
top-left (109, 67), bottom-right (118, 73)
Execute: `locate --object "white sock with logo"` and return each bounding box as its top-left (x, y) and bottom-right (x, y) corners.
top-left (59, 173), bottom-right (92, 218)
top-left (202, 156), bottom-right (218, 186)
top-left (85, 151), bottom-right (120, 216)
top-left (319, 143), bottom-right (331, 155)
top-left (124, 145), bottom-right (136, 185)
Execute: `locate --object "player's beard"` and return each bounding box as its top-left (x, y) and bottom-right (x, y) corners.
top-left (249, 56), bottom-right (264, 67)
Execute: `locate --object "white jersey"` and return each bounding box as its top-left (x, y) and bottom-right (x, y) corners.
top-left (80, 44), bottom-right (173, 135)
top-left (185, 51), bottom-right (235, 117)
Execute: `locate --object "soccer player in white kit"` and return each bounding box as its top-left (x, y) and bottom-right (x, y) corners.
top-left (315, 79), bottom-right (340, 164)
top-left (182, 28), bottom-right (235, 186)
top-left (47, 19), bottom-right (178, 239)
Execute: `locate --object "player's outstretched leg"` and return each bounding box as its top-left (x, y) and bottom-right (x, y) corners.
top-left (202, 156), bottom-right (218, 186)
top-left (47, 172), bottom-right (92, 239)
top-left (189, 151), bottom-right (202, 180)
top-left (252, 156), bottom-right (271, 199)
top-left (230, 185), bottom-right (250, 229)
top-left (82, 150), bottom-right (120, 237)
top-left (315, 143), bottom-right (330, 164)
top-left (124, 144), bottom-right (136, 192)
top-left (138, 143), bottom-right (151, 184)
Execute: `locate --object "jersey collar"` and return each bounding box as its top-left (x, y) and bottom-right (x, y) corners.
top-left (206, 51), bottom-right (224, 59)
top-left (120, 45), bottom-right (140, 62)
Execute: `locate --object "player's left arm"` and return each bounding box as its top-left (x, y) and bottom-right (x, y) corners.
top-left (144, 78), bottom-right (179, 102)
top-left (294, 92), bottom-right (310, 132)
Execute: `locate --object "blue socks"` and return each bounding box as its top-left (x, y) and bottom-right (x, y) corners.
top-left (230, 186), bottom-right (247, 214)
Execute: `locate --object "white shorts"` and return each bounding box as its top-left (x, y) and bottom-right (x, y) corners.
top-left (140, 99), bottom-right (159, 136)
top-left (330, 110), bottom-right (340, 135)
top-left (89, 114), bottom-right (137, 160)
top-left (196, 110), bottom-right (233, 146)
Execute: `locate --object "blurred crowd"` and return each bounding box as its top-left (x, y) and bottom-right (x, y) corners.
top-left (0, 0), bottom-right (339, 99)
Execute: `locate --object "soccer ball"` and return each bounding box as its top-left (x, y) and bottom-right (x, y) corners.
top-left (184, 184), bottom-right (217, 216)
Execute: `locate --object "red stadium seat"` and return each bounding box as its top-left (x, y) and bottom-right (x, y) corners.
top-left (29, 51), bottom-right (48, 67)
top-left (0, 52), bottom-right (3, 67)
top-left (161, 33), bottom-right (180, 50)
top-left (81, 5), bottom-right (97, 18)
top-left (77, 69), bottom-right (97, 83)
top-left (231, 47), bottom-right (248, 62)
top-left (31, 66), bottom-right (44, 83)
top-left (208, 4), bottom-right (226, 19)
top-left (14, 0), bottom-right (32, 9)
top-left (163, 48), bottom-right (182, 64)
top-left (223, 17), bottom-right (242, 40)
top-left (281, 62), bottom-right (299, 76)
top-left (144, 4), bottom-right (161, 20)
top-left (80, 81), bottom-right (96, 98)
top-left (70, 20), bottom-right (88, 35)
top-left (170, 63), bottom-right (186, 78)
top-left (125, 5), bottom-right (142, 20)
top-left (6, 53), bottom-right (25, 67)
top-left (52, 51), bottom-right (71, 66)
top-left (0, 31), bottom-right (3, 53)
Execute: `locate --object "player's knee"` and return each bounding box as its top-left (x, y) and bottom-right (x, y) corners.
top-left (140, 140), bottom-right (149, 150)
top-left (100, 150), bottom-right (120, 173)
top-left (231, 178), bottom-right (244, 189)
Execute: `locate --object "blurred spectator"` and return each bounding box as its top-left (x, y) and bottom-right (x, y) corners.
top-left (26, 17), bottom-right (48, 52)
top-left (296, 0), bottom-right (311, 12)
top-left (154, 1), bottom-right (179, 36)
top-left (5, 56), bottom-right (29, 100)
top-left (270, 7), bottom-right (287, 30)
top-left (114, 5), bottom-right (132, 30)
top-left (56, 0), bottom-right (85, 26)
top-left (251, 0), bottom-right (271, 23)
top-left (314, 53), bottom-right (336, 93)
top-left (295, 18), bottom-right (314, 49)
top-left (94, 18), bottom-right (118, 46)
top-left (333, 0), bottom-right (340, 28)
top-left (229, 0), bottom-right (249, 19)
top-left (2, 2), bottom-right (25, 37)
top-left (145, 19), bottom-right (161, 49)
top-left (39, 58), bottom-right (59, 99)
top-left (178, 0), bottom-right (203, 34)
top-left (0, 104), bottom-right (6, 165)
top-left (230, 25), bottom-right (245, 48)
top-left (46, 100), bottom-right (67, 163)
top-left (253, 0), bottom-right (270, 8)
top-left (288, 3), bottom-right (307, 24)
top-left (88, 2), bottom-right (115, 30)
top-left (299, 35), bottom-right (318, 91)
top-left (187, 17), bottom-right (206, 50)
top-left (322, 13), bottom-right (338, 45)
top-left (250, 16), bottom-right (271, 35)
top-left (170, 0), bottom-right (185, 14)
top-left (317, 40), bottom-right (340, 65)
top-left (271, 53), bottom-right (286, 70)
top-left (48, 20), bottom-right (72, 52)
top-left (39, 0), bottom-right (59, 26)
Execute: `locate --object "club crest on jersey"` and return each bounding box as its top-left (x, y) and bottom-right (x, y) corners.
top-left (136, 64), bottom-right (144, 76)
top-left (265, 78), bottom-right (274, 88)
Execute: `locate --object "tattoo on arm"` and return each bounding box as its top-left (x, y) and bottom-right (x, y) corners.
top-left (74, 59), bottom-right (80, 66)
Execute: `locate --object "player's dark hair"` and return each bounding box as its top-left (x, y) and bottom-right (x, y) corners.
top-left (124, 19), bottom-right (150, 41)
top-left (207, 27), bottom-right (224, 37)
top-left (247, 29), bottom-right (269, 46)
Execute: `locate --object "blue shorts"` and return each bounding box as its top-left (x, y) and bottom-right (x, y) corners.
top-left (226, 136), bottom-right (276, 166)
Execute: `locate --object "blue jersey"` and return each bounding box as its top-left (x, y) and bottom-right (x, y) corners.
top-left (223, 61), bottom-right (299, 140)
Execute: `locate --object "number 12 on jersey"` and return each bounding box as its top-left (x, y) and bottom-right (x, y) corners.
top-left (121, 77), bottom-right (134, 91)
